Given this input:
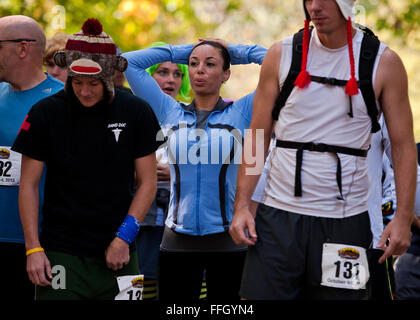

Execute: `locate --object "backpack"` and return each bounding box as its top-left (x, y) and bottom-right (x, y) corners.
top-left (271, 25), bottom-right (381, 134)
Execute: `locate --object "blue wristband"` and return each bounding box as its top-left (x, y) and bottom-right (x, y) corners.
top-left (115, 215), bottom-right (141, 244)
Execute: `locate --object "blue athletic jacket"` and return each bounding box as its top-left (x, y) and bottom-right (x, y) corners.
top-left (123, 44), bottom-right (266, 235)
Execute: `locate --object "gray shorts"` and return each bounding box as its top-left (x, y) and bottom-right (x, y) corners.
top-left (239, 204), bottom-right (372, 300)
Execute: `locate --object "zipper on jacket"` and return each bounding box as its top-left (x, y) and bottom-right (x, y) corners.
top-left (195, 111), bottom-right (205, 235)
top-left (194, 110), bottom-right (223, 234)
top-left (195, 156), bottom-right (201, 234)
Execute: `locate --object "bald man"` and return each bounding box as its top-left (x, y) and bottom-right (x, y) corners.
top-left (0, 15), bottom-right (63, 300)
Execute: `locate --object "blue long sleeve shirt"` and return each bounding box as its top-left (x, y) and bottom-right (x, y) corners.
top-left (123, 43), bottom-right (266, 236)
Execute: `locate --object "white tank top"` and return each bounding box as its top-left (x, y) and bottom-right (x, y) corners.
top-left (262, 29), bottom-right (388, 218)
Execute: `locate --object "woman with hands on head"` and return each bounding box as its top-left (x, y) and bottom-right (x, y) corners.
top-left (135, 41), bottom-right (191, 300)
top-left (123, 38), bottom-right (266, 300)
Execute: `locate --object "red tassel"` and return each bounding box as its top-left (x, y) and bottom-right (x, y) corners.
top-left (295, 19), bottom-right (311, 89)
top-left (345, 76), bottom-right (359, 96)
top-left (295, 70), bottom-right (311, 89)
top-left (345, 17), bottom-right (358, 96)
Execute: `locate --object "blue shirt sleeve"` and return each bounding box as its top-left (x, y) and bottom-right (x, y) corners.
top-left (234, 91), bottom-right (256, 124)
top-left (123, 43), bottom-right (267, 124)
top-left (228, 44), bottom-right (267, 66)
top-left (228, 44), bottom-right (267, 122)
top-left (122, 44), bottom-right (193, 123)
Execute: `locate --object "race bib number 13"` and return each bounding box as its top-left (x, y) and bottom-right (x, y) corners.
top-left (0, 146), bottom-right (21, 186)
top-left (321, 243), bottom-right (369, 290)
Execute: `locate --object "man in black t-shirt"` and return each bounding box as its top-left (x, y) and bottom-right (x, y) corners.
top-left (12, 18), bottom-right (161, 300)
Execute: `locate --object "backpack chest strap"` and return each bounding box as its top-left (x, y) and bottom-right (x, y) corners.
top-left (276, 140), bottom-right (368, 200)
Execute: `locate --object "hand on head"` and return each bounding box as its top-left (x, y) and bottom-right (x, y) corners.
top-left (198, 38), bottom-right (229, 50)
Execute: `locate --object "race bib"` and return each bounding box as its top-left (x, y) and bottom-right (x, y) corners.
top-left (114, 274), bottom-right (144, 300)
top-left (0, 146), bottom-right (21, 186)
top-left (321, 243), bottom-right (369, 290)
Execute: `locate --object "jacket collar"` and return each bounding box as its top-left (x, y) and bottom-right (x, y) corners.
top-left (182, 97), bottom-right (233, 113)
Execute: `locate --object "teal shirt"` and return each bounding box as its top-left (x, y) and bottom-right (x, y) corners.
top-left (0, 74), bottom-right (63, 244)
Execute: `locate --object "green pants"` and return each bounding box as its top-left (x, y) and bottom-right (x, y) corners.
top-left (35, 250), bottom-right (139, 300)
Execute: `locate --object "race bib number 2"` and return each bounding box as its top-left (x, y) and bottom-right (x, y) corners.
top-left (0, 147), bottom-right (21, 187)
top-left (321, 243), bottom-right (369, 290)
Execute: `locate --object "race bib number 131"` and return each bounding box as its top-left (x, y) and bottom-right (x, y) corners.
top-left (321, 243), bottom-right (369, 290)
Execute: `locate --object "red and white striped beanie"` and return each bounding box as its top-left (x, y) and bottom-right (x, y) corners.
top-left (54, 18), bottom-right (127, 102)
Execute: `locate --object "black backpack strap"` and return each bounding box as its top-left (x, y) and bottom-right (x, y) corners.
top-left (272, 25), bottom-right (381, 134)
top-left (272, 28), bottom-right (313, 120)
top-left (359, 31), bottom-right (381, 133)
top-left (355, 24), bottom-right (377, 38)
top-left (276, 140), bottom-right (368, 199)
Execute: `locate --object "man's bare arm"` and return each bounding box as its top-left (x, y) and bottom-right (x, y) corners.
top-left (19, 155), bottom-right (52, 286)
top-left (376, 48), bottom-right (417, 262)
top-left (105, 152), bottom-right (157, 270)
top-left (230, 42), bottom-right (282, 245)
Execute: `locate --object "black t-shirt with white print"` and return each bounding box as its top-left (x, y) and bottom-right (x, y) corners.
top-left (12, 88), bottom-right (161, 256)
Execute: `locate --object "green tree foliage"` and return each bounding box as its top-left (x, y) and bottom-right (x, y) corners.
top-left (359, 0), bottom-right (420, 43)
top-left (1, 0), bottom-right (419, 48)
top-left (0, 0), bottom-right (249, 50)
top-left (0, 0), bottom-right (51, 26)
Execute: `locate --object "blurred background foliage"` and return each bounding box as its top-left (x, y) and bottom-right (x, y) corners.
top-left (1, 0), bottom-right (420, 140)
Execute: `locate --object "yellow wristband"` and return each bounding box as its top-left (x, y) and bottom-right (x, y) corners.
top-left (26, 247), bottom-right (44, 256)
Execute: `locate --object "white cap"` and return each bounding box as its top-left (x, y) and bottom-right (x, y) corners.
top-left (303, 0), bottom-right (355, 21)
top-left (336, 0), bottom-right (356, 20)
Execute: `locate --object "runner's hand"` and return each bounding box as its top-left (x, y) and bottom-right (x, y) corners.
top-left (229, 206), bottom-right (257, 246)
top-left (376, 213), bottom-right (412, 263)
top-left (105, 237), bottom-right (130, 271)
top-left (26, 251), bottom-right (52, 286)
